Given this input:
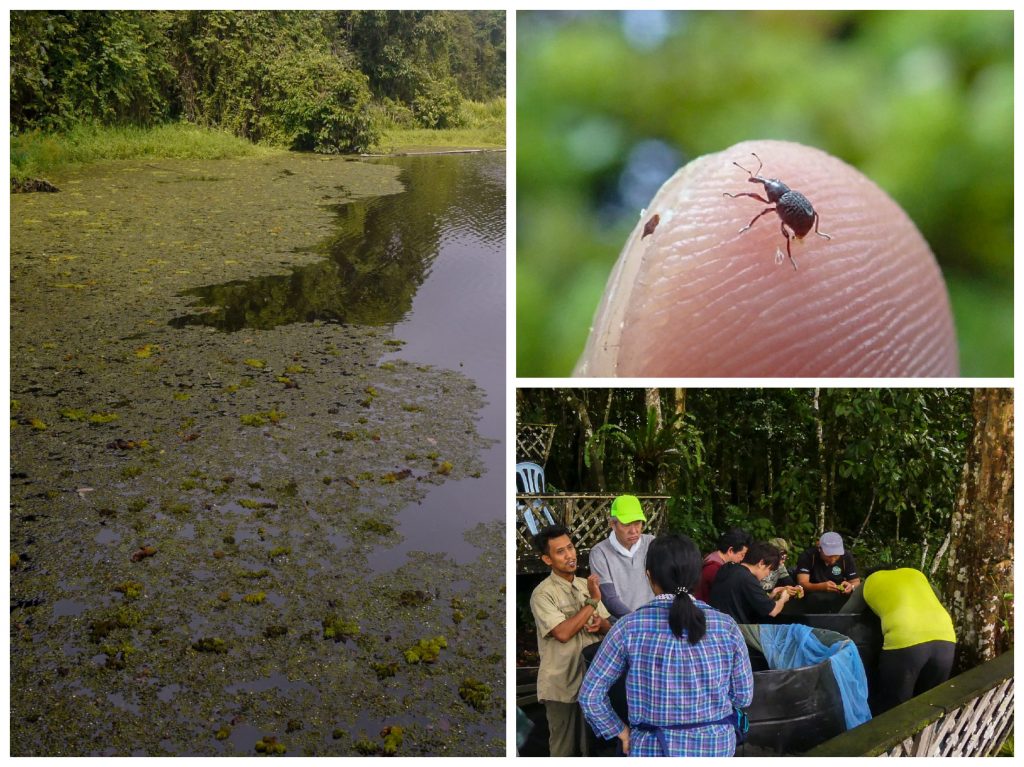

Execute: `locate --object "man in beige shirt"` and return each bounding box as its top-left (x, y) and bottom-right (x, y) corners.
top-left (530, 524), bottom-right (611, 756)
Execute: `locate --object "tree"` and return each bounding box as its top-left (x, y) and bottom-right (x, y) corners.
top-left (944, 388), bottom-right (1013, 672)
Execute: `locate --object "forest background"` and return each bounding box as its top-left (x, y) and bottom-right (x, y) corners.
top-left (516, 387), bottom-right (1013, 668)
top-left (11, 10), bottom-right (506, 180)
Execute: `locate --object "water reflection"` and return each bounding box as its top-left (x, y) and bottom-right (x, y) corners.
top-left (169, 154), bottom-right (504, 332)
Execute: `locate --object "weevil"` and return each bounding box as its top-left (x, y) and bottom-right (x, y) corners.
top-left (723, 152), bottom-right (831, 270)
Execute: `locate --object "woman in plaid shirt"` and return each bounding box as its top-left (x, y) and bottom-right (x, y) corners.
top-left (579, 534), bottom-right (754, 756)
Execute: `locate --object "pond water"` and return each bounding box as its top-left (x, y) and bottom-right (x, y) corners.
top-left (170, 152), bottom-right (505, 566)
top-left (10, 151), bottom-right (505, 756)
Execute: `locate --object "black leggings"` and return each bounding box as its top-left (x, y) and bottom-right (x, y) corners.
top-left (876, 640), bottom-right (955, 713)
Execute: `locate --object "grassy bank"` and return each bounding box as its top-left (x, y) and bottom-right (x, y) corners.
top-left (369, 98), bottom-right (506, 153)
top-left (11, 123), bottom-right (279, 182)
top-left (11, 98), bottom-right (505, 182)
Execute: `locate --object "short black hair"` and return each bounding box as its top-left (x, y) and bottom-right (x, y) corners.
top-left (742, 541), bottom-right (782, 570)
top-left (534, 524), bottom-right (571, 556)
top-left (717, 527), bottom-right (753, 555)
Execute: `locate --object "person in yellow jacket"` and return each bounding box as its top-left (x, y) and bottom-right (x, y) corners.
top-left (842, 566), bottom-right (956, 712)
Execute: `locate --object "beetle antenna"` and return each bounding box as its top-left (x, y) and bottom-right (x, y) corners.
top-left (749, 152), bottom-right (763, 177)
top-left (732, 152), bottom-right (764, 179)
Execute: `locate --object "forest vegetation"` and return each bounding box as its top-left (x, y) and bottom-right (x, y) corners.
top-left (517, 387), bottom-right (1013, 667)
top-left (10, 10), bottom-right (505, 180)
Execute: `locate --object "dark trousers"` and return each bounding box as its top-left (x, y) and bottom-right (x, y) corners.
top-left (876, 640), bottom-right (955, 713)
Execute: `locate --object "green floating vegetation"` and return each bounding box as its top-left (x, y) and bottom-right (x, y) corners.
top-left (283, 364), bottom-right (306, 374)
top-left (173, 392), bottom-right (191, 401)
top-left (322, 616), bottom-right (360, 642)
top-left (239, 498), bottom-right (277, 510)
top-left (436, 461), bottom-right (454, 476)
top-left (113, 581), bottom-right (143, 600)
top-left (254, 735), bottom-right (286, 755)
top-left (383, 339), bottom-right (405, 348)
top-left (243, 358), bottom-right (266, 369)
top-left (370, 661), bottom-right (399, 680)
top-left (332, 729), bottom-right (344, 740)
top-left (268, 546), bottom-right (290, 559)
top-left (240, 410), bottom-right (285, 427)
top-left (239, 568), bottom-right (270, 579)
top-left (403, 635), bottom-right (447, 664)
top-left (215, 726), bottom-right (231, 740)
top-left (160, 500), bottom-right (190, 515)
top-left (285, 719), bottom-right (302, 733)
top-left (395, 589), bottom-right (430, 607)
top-left (134, 344), bottom-right (160, 359)
top-left (59, 407), bottom-right (120, 424)
top-left (88, 606), bottom-right (142, 643)
top-left (353, 739), bottom-right (377, 755)
top-left (242, 591), bottom-right (266, 605)
top-left (121, 465), bottom-right (144, 479)
top-left (30, 418), bottom-right (48, 431)
top-left (192, 637), bottom-right (227, 653)
top-left (381, 725), bottom-right (404, 756)
top-left (354, 518), bottom-right (393, 536)
top-left (459, 678), bottom-right (492, 710)
top-left (401, 404), bottom-right (423, 412)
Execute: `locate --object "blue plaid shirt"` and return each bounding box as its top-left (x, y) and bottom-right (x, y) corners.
top-left (579, 594), bottom-right (754, 757)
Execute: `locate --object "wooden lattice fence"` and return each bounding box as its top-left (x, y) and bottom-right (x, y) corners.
top-left (808, 650), bottom-right (1014, 757)
top-left (516, 423), bottom-right (556, 466)
top-left (516, 494), bottom-right (670, 573)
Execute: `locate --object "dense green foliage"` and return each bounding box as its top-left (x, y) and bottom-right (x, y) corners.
top-left (11, 10), bottom-right (505, 154)
top-left (517, 388), bottom-right (973, 573)
top-left (517, 11), bottom-right (1012, 376)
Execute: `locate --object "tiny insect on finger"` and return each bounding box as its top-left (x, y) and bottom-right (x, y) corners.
top-left (723, 152), bottom-right (831, 271)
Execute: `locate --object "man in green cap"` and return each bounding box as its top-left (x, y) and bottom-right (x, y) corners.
top-left (588, 494), bottom-right (656, 619)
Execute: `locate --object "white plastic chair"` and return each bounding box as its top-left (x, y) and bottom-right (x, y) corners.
top-left (516, 461), bottom-right (556, 535)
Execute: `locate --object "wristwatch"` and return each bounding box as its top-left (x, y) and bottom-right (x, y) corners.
top-left (583, 597), bottom-right (600, 609)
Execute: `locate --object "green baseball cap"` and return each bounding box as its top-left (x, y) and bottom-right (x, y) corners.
top-left (610, 494), bottom-right (646, 524)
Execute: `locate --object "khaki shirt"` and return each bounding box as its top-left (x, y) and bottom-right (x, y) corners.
top-left (530, 573), bottom-right (610, 703)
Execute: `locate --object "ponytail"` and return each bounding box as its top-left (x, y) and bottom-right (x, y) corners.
top-left (646, 535), bottom-right (707, 644)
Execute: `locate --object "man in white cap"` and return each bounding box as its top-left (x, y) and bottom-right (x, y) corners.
top-left (588, 494), bottom-right (656, 619)
top-left (795, 532), bottom-right (861, 594)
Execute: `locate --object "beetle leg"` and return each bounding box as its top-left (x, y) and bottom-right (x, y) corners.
top-left (781, 222), bottom-right (797, 270)
top-left (723, 191), bottom-right (771, 205)
top-left (736, 205), bottom-right (776, 233)
top-left (813, 211), bottom-right (832, 241)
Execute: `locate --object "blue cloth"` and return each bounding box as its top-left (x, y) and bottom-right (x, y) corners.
top-left (578, 594), bottom-right (754, 757)
top-left (760, 623), bottom-right (872, 730)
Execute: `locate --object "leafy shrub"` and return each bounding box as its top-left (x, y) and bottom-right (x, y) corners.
top-left (412, 76), bottom-right (464, 129)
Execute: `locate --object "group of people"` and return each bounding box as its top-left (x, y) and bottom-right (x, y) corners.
top-left (528, 495), bottom-right (957, 757)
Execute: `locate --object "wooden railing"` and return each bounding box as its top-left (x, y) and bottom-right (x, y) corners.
top-left (516, 494), bottom-right (670, 574)
top-left (807, 650), bottom-right (1014, 757)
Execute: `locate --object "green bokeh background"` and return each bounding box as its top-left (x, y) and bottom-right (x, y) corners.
top-left (517, 10), bottom-right (1012, 376)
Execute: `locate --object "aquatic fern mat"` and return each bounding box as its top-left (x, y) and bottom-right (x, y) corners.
top-left (10, 154), bottom-right (504, 756)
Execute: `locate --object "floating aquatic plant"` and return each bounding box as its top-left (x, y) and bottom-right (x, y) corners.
top-left (113, 581), bottom-right (143, 600)
top-left (243, 359), bottom-right (266, 369)
top-left (242, 591), bottom-right (266, 605)
top-left (322, 616), bottom-right (360, 642)
top-left (254, 735), bottom-right (285, 755)
top-left (215, 726), bottom-right (230, 740)
top-left (121, 465), bottom-right (143, 479)
top-left (403, 636), bottom-right (447, 664)
top-left (134, 344), bottom-right (160, 359)
top-left (353, 738), bottom-right (377, 755)
top-left (191, 637), bottom-right (227, 653)
top-left (268, 546), bottom-right (290, 559)
top-left (370, 661), bottom-right (399, 680)
top-left (381, 725), bottom-right (404, 755)
top-left (458, 678), bottom-right (492, 710)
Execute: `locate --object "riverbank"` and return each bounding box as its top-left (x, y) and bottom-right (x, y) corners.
top-left (11, 106), bottom-right (506, 186)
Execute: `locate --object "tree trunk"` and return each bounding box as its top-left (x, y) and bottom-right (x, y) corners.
top-left (645, 388), bottom-right (662, 429)
top-left (674, 388), bottom-right (686, 417)
top-left (562, 389), bottom-right (606, 491)
top-left (944, 388), bottom-right (1014, 672)
top-left (814, 388), bottom-right (827, 534)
